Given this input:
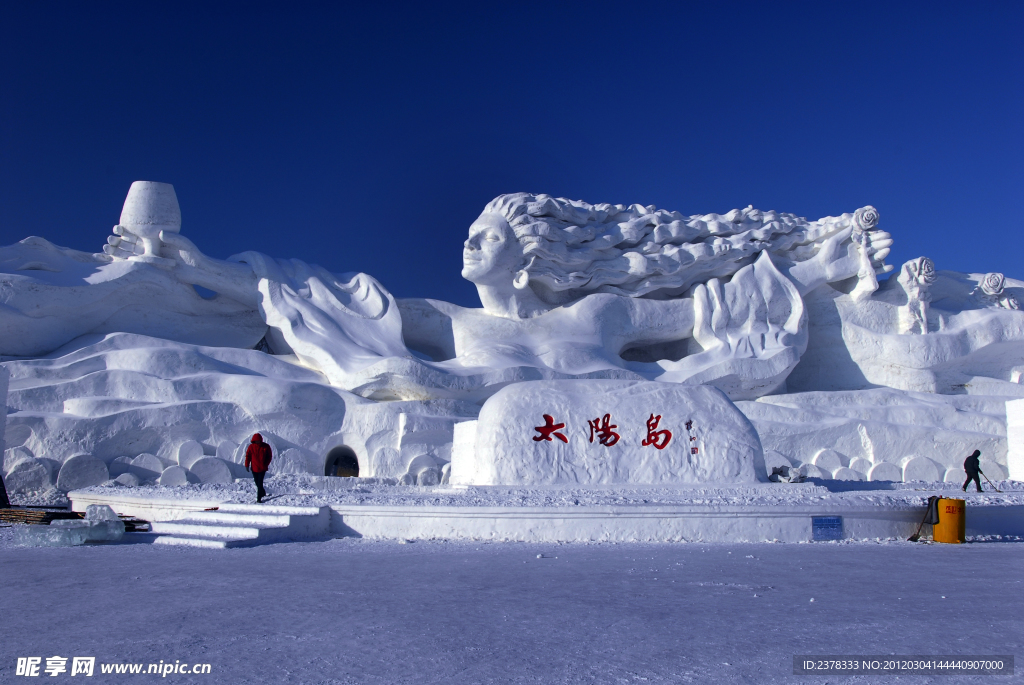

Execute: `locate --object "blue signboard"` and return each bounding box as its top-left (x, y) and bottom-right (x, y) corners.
top-left (812, 516), bottom-right (844, 541)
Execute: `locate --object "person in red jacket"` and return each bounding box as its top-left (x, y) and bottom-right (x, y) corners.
top-left (244, 433), bottom-right (273, 503)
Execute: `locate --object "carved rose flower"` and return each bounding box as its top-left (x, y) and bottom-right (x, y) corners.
top-left (916, 257), bottom-right (936, 284)
top-left (981, 272), bottom-right (1005, 297)
top-left (854, 206), bottom-right (879, 231)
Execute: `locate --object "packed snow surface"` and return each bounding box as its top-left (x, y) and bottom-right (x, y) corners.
top-left (0, 529), bottom-right (1020, 684)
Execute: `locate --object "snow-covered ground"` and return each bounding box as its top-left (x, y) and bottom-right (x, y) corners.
top-left (1, 529), bottom-right (1020, 684)
top-left (19, 474), bottom-right (1024, 511)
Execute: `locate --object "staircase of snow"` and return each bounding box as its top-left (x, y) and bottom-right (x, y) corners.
top-left (151, 504), bottom-right (330, 548)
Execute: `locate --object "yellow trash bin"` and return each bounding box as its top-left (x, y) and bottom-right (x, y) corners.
top-left (933, 498), bottom-right (966, 544)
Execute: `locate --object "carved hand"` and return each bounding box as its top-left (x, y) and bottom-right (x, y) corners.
top-left (817, 226), bottom-right (894, 283)
top-left (788, 225), bottom-right (893, 296)
top-left (104, 226), bottom-right (259, 305)
top-left (863, 230), bottom-right (894, 273)
top-left (103, 224), bottom-right (176, 268)
top-left (103, 225), bottom-right (211, 284)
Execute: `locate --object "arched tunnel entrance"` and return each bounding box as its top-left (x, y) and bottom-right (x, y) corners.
top-left (324, 445), bottom-right (359, 477)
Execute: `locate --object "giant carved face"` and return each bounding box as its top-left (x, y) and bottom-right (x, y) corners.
top-left (461, 213), bottom-right (524, 286)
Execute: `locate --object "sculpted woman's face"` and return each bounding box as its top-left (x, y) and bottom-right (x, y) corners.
top-left (461, 213), bottom-right (524, 286)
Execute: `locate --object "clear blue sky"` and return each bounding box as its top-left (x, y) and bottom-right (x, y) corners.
top-left (1, 1), bottom-right (1021, 307)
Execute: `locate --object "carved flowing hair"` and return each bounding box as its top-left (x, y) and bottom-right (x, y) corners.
top-left (482, 193), bottom-right (878, 302)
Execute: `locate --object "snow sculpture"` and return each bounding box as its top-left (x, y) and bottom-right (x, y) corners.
top-left (55, 454), bottom-right (108, 492)
top-left (4, 453), bottom-right (50, 494)
top-left (944, 467), bottom-right (968, 484)
top-left (973, 272), bottom-right (1019, 310)
top-left (832, 467), bottom-right (863, 481)
top-left (158, 465), bottom-right (190, 486)
top-left (109, 457), bottom-right (133, 478)
top-left (868, 463), bottom-right (902, 482)
top-left (811, 449), bottom-right (844, 474)
top-left (896, 257), bottom-right (935, 334)
top-left (129, 454), bottom-right (165, 483)
top-left (175, 441), bottom-right (205, 470)
top-left (114, 473), bottom-right (140, 487)
top-left (268, 448), bottom-right (319, 476)
top-left (3, 181), bottom-right (1024, 485)
top-left (113, 181), bottom-right (182, 266)
top-left (188, 457), bottom-right (233, 484)
top-left (451, 381), bottom-right (766, 486)
top-left (0, 237), bottom-right (265, 356)
top-left (98, 191), bottom-right (892, 402)
top-left (901, 456), bottom-right (942, 482)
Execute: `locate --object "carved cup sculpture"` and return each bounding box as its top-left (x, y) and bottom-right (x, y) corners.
top-left (111, 181), bottom-right (181, 264)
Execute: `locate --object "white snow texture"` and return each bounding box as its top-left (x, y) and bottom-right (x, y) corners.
top-left (2, 182), bottom-right (1022, 490)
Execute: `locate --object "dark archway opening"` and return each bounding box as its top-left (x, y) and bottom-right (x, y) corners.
top-left (325, 446), bottom-right (359, 477)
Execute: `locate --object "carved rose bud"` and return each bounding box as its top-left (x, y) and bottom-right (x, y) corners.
top-left (981, 272), bottom-right (1005, 297)
top-left (854, 206), bottom-right (879, 231)
top-left (915, 257), bottom-right (936, 285)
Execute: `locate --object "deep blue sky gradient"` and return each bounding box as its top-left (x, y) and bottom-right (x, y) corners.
top-left (1, 1), bottom-right (1021, 307)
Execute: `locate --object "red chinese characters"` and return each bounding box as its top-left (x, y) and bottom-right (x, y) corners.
top-left (587, 414), bottom-right (620, 446)
top-left (532, 413), bottom-right (690, 451)
top-left (640, 413), bottom-right (672, 450)
top-left (533, 414), bottom-right (568, 443)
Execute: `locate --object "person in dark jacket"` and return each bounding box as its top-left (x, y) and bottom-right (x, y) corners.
top-left (962, 449), bottom-right (983, 493)
top-left (245, 433), bottom-right (273, 503)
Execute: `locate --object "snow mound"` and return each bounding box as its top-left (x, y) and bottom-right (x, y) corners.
top-left (3, 332), bottom-right (475, 482)
top-left (55, 454), bottom-right (108, 492)
top-left (453, 380), bottom-right (766, 486)
top-left (4, 332), bottom-right (357, 473)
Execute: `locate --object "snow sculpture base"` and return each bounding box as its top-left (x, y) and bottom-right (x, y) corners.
top-left (69, 481), bottom-right (1024, 545)
top-left (451, 380), bottom-right (767, 486)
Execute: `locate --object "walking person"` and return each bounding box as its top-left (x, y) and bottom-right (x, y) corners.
top-left (962, 449), bottom-right (984, 493)
top-left (245, 433), bottom-right (273, 503)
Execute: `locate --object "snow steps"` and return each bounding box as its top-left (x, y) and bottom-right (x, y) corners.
top-left (151, 504), bottom-right (330, 548)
